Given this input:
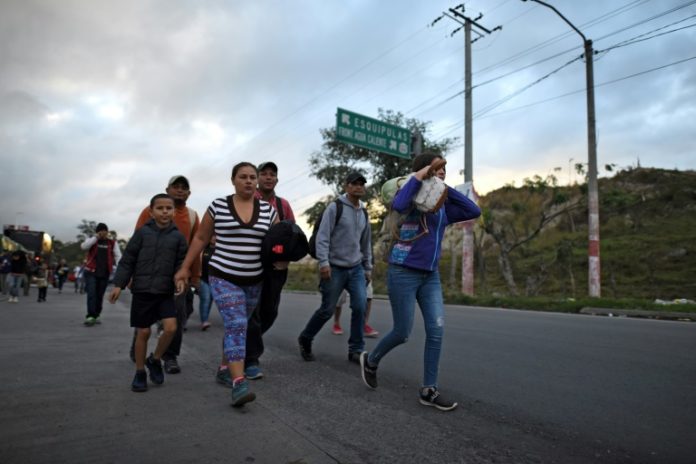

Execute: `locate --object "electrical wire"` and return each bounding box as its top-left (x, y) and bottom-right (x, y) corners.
top-left (436, 53), bottom-right (696, 136)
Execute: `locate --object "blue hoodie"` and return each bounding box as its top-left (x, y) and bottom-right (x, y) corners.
top-left (389, 176), bottom-right (481, 272)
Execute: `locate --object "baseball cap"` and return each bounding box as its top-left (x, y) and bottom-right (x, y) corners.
top-left (345, 171), bottom-right (367, 184)
top-left (258, 162), bottom-right (278, 173)
top-left (167, 175), bottom-right (190, 189)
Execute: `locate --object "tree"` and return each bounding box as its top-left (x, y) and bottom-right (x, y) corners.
top-left (480, 174), bottom-right (582, 296)
top-left (76, 219), bottom-right (119, 241)
top-left (76, 220), bottom-right (98, 242)
top-left (305, 108), bottom-right (457, 224)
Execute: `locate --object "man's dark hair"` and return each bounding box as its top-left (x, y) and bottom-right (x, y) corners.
top-left (231, 162), bottom-right (258, 179)
top-left (150, 193), bottom-right (175, 208)
top-left (412, 152), bottom-right (444, 172)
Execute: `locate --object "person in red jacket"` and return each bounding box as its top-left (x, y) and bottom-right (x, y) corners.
top-left (80, 223), bottom-right (122, 326)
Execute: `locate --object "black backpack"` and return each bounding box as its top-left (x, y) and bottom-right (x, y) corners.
top-left (261, 220), bottom-right (308, 268)
top-left (307, 199), bottom-right (368, 260)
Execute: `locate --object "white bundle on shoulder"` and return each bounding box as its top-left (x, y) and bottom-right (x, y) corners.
top-left (380, 158), bottom-right (448, 213)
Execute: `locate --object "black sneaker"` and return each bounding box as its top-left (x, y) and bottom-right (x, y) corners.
top-left (360, 352), bottom-right (378, 389)
top-left (298, 336), bottom-right (315, 361)
top-left (348, 352), bottom-right (362, 364)
top-left (131, 370), bottom-right (148, 392)
top-left (146, 354), bottom-right (165, 385)
top-left (163, 356), bottom-right (181, 374)
top-left (419, 387), bottom-right (458, 412)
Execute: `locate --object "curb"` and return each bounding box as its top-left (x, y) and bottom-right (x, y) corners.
top-left (579, 307), bottom-right (696, 321)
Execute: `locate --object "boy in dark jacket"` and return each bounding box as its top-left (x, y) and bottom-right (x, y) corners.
top-left (109, 194), bottom-right (188, 392)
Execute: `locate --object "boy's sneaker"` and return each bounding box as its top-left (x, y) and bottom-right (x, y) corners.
top-left (244, 365), bottom-right (264, 380)
top-left (332, 324), bottom-right (343, 335)
top-left (298, 336), bottom-right (315, 361)
top-left (348, 352), bottom-right (362, 364)
top-left (163, 356), bottom-right (181, 374)
top-left (360, 352), bottom-right (378, 389)
top-left (216, 367), bottom-right (234, 388)
top-left (364, 324), bottom-right (379, 338)
top-left (131, 370), bottom-right (148, 392)
top-left (231, 379), bottom-right (256, 407)
top-left (419, 387), bottom-right (458, 412)
top-left (84, 316), bottom-right (95, 326)
top-left (146, 354), bottom-right (165, 385)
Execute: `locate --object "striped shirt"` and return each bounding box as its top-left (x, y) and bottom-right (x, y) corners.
top-left (207, 196), bottom-right (277, 286)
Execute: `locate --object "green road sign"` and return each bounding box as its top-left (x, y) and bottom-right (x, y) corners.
top-left (335, 107), bottom-right (411, 158)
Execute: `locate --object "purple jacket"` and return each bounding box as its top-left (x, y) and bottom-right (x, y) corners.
top-left (389, 176), bottom-right (481, 272)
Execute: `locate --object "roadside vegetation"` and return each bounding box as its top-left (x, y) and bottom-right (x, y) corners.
top-left (51, 111), bottom-right (695, 316)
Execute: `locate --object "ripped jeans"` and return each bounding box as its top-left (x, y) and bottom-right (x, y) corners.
top-left (368, 264), bottom-right (445, 388)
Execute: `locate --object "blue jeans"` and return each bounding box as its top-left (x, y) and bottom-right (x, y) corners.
top-left (84, 271), bottom-right (109, 318)
top-left (199, 280), bottom-right (213, 323)
top-left (7, 274), bottom-right (24, 298)
top-left (300, 264), bottom-right (366, 353)
top-left (368, 264), bottom-right (445, 388)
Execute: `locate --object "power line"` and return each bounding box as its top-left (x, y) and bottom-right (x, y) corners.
top-left (405, 0), bottom-right (651, 120)
top-left (411, 2), bottom-right (696, 119)
top-left (593, 0), bottom-right (696, 42)
top-left (435, 53), bottom-right (696, 136)
top-left (597, 15), bottom-right (696, 56)
top-left (473, 0), bottom-right (649, 77)
top-left (474, 2), bottom-right (696, 89)
top-left (207, 23), bottom-right (439, 172)
top-left (474, 55), bottom-right (582, 117)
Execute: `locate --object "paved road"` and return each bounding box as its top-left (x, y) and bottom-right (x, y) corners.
top-left (1, 288), bottom-right (694, 463)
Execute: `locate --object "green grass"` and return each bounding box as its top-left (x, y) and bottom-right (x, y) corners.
top-left (443, 293), bottom-right (696, 314)
top-left (285, 262), bottom-right (696, 315)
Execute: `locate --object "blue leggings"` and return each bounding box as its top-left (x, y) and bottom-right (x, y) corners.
top-left (209, 276), bottom-right (261, 363)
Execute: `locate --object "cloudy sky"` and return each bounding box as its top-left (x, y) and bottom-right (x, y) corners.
top-left (1, 0), bottom-right (694, 242)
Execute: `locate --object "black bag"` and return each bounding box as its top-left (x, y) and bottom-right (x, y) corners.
top-left (261, 220), bottom-right (309, 268)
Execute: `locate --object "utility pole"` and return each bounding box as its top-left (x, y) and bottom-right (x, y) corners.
top-left (438, 4), bottom-right (500, 295)
top-left (523, 0), bottom-right (600, 297)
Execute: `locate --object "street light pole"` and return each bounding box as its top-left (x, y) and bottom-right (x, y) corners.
top-left (523, 0), bottom-right (600, 297)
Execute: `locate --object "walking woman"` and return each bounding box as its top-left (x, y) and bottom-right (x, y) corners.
top-left (360, 153), bottom-right (481, 411)
top-left (175, 162), bottom-right (280, 407)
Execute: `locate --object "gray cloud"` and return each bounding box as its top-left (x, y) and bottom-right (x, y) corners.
top-left (1, 0), bottom-right (694, 242)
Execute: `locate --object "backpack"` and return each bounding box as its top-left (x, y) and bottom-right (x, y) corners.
top-left (274, 196), bottom-right (285, 222)
top-left (186, 207), bottom-right (199, 242)
top-left (261, 221), bottom-right (308, 268)
top-left (374, 177), bottom-right (430, 263)
top-left (308, 199), bottom-right (368, 260)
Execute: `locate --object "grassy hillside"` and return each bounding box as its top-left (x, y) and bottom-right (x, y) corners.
top-left (474, 167), bottom-right (696, 300)
top-left (287, 167), bottom-right (696, 302)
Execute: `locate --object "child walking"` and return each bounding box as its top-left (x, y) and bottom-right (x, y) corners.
top-left (36, 261), bottom-right (49, 302)
top-left (109, 194), bottom-right (188, 392)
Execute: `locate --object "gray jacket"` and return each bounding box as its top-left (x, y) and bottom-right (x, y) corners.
top-left (316, 194), bottom-right (372, 271)
top-left (113, 219), bottom-right (188, 294)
